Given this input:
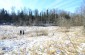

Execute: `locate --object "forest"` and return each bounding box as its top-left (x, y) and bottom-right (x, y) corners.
top-left (0, 1), bottom-right (85, 27)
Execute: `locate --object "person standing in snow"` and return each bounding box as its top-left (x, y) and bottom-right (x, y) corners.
top-left (23, 30), bottom-right (24, 35)
top-left (20, 30), bottom-right (22, 35)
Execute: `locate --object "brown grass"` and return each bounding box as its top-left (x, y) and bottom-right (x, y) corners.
top-left (0, 26), bottom-right (85, 55)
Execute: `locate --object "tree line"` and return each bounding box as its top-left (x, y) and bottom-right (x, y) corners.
top-left (0, 3), bottom-right (85, 26)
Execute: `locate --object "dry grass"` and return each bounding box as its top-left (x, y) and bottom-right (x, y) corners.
top-left (0, 26), bottom-right (85, 55)
top-left (26, 30), bottom-right (48, 37)
top-left (35, 30), bottom-right (48, 36)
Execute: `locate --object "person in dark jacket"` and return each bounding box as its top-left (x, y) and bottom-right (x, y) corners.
top-left (23, 30), bottom-right (24, 35)
top-left (20, 30), bottom-right (22, 35)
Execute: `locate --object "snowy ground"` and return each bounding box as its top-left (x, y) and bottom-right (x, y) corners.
top-left (0, 25), bottom-right (85, 55)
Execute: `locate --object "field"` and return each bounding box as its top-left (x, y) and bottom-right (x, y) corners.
top-left (0, 25), bottom-right (85, 55)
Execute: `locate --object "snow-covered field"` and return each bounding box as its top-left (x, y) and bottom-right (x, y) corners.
top-left (0, 25), bottom-right (85, 55)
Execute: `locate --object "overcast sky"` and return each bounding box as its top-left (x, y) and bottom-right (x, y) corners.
top-left (0, 0), bottom-right (83, 13)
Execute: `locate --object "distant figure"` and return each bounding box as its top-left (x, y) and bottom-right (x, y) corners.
top-left (22, 30), bottom-right (25, 35)
top-left (20, 30), bottom-right (22, 35)
top-left (20, 30), bottom-right (25, 35)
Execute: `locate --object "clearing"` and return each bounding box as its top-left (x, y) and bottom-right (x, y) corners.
top-left (0, 25), bottom-right (85, 55)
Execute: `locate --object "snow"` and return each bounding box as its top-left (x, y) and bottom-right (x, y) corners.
top-left (0, 25), bottom-right (85, 55)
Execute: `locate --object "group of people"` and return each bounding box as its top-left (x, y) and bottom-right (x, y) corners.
top-left (20, 30), bottom-right (25, 35)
